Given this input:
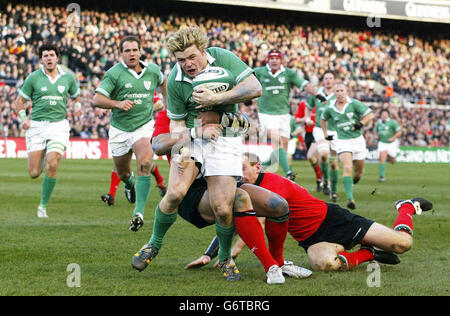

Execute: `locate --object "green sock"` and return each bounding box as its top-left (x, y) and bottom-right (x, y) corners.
top-left (320, 161), bottom-right (329, 182)
top-left (379, 163), bottom-right (386, 178)
top-left (39, 175), bottom-right (57, 209)
top-left (262, 150), bottom-right (277, 169)
top-left (216, 222), bottom-right (235, 263)
top-left (133, 176), bottom-right (151, 216)
top-left (342, 176), bottom-right (354, 200)
top-left (277, 148), bottom-right (292, 175)
top-left (149, 205), bottom-right (177, 251)
top-left (330, 169), bottom-right (338, 193)
top-left (123, 173), bottom-right (135, 189)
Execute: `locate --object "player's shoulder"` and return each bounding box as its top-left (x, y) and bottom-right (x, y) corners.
top-left (25, 68), bottom-right (43, 80)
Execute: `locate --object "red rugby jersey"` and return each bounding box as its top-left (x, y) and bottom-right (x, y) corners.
top-left (151, 109), bottom-right (171, 162)
top-left (295, 101), bottom-right (316, 134)
top-left (257, 172), bottom-right (327, 241)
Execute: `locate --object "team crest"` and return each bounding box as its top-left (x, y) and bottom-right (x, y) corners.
top-left (57, 85), bottom-right (65, 94)
top-left (346, 112), bottom-right (354, 119)
top-left (144, 81), bottom-right (152, 90)
top-left (278, 77), bottom-right (285, 84)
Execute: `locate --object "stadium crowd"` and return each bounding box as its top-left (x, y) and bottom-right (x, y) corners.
top-left (0, 2), bottom-right (448, 148)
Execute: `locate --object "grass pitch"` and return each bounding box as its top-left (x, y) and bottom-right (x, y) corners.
top-left (0, 158), bottom-right (449, 296)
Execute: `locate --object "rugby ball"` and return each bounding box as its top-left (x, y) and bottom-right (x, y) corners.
top-left (192, 67), bottom-right (235, 94)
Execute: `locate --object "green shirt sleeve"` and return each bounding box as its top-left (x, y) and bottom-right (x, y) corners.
top-left (212, 48), bottom-right (253, 84)
top-left (18, 74), bottom-right (34, 100)
top-left (166, 79), bottom-right (188, 121)
top-left (289, 68), bottom-right (308, 90)
top-left (68, 75), bottom-right (81, 98)
top-left (306, 94), bottom-right (316, 110)
top-left (95, 70), bottom-right (116, 98)
top-left (353, 100), bottom-right (371, 117)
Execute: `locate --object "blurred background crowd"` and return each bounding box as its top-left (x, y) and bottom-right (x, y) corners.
top-left (0, 1), bottom-right (448, 148)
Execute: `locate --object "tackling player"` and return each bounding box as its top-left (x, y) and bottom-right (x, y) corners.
top-left (376, 108), bottom-right (402, 183)
top-left (93, 36), bottom-right (166, 230)
top-left (321, 83), bottom-right (374, 210)
top-left (187, 153), bottom-right (433, 272)
top-left (254, 49), bottom-right (319, 181)
top-left (14, 43), bottom-right (82, 218)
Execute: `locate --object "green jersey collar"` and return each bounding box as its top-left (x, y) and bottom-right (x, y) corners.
top-left (39, 65), bottom-right (66, 84)
top-left (120, 60), bottom-right (149, 79)
top-left (175, 50), bottom-right (216, 83)
top-left (265, 64), bottom-right (286, 78)
top-left (330, 96), bottom-right (352, 114)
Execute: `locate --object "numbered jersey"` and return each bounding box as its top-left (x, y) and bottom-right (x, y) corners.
top-left (254, 65), bottom-right (308, 115)
top-left (321, 97), bottom-right (372, 140)
top-left (18, 66), bottom-right (80, 122)
top-left (96, 61), bottom-right (164, 132)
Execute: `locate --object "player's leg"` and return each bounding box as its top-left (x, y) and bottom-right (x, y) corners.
top-left (378, 150), bottom-right (388, 182)
top-left (206, 175), bottom-right (241, 280)
top-left (307, 143), bottom-right (323, 192)
top-left (307, 242), bottom-right (345, 271)
top-left (113, 150), bottom-right (135, 204)
top-left (329, 151), bottom-right (339, 202)
top-left (151, 161), bottom-right (167, 196)
top-left (132, 155), bottom-right (198, 271)
top-left (129, 137), bottom-right (154, 229)
top-left (27, 150), bottom-right (46, 179)
top-left (352, 159), bottom-right (365, 185)
top-left (339, 151), bottom-right (356, 209)
top-left (36, 150), bottom-right (62, 218)
top-left (101, 167), bottom-right (120, 206)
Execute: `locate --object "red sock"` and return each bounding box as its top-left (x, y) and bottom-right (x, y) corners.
top-left (109, 170), bottom-right (120, 198)
top-left (393, 203), bottom-right (415, 235)
top-left (264, 219), bottom-right (289, 267)
top-left (233, 211), bottom-right (278, 272)
top-left (151, 163), bottom-right (164, 184)
top-left (314, 164), bottom-right (322, 181)
top-left (338, 249), bottom-right (374, 270)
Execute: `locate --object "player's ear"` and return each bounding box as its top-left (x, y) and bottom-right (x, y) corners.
top-left (256, 162), bottom-right (262, 173)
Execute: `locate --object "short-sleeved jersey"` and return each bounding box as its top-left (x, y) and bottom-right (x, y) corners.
top-left (18, 66), bottom-right (80, 122)
top-left (321, 97), bottom-right (372, 140)
top-left (306, 87), bottom-right (336, 131)
top-left (376, 118), bottom-right (401, 143)
top-left (254, 65), bottom-right (308, 115)
top-left (95, 61), bottom-right (164, 132)
top-left (167, 47), bottom-right (253, 131)
top-left (295, 101), bottom-right (315, 133)
top-left (256, 172), bottom-right (328, 242)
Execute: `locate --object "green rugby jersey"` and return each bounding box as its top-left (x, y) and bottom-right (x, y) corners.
top-left (254, 65), bottom-right (308, 115)
top-left (96, 61), bottom-right (164, 132)
top-left (376, 118), bottom-right (401, 143)
top-left (321, 97), bottom-right (372, 140)
top-left (167, 47), bottom-right (253, 130)
top-left (306, 87), bottom-right (336, 131)
top-left (18, 66), bottom-right (80, 122)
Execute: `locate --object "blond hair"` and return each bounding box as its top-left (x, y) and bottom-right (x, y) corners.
top-left (166, 26), bottom-right (209, 53)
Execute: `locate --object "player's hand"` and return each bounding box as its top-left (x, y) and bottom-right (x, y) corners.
top-left (173, 146), bottom-right (192, 174)
top-left (184, 255), bottom-right (211, 270)
top-left (193, 88), bottom-right (219, 109)
top-left (21, 119), bottom-right (31, 130)
top-left (199, 124), bottom-right (223, 141)
top-left (117, 100), bottom-right (135, 111)
top-left (197, 111), bottom-right (220, 125)
top-left (305, 118), bottom-right (314, 126)
top-left (353, 122), bottom-right (363, 130)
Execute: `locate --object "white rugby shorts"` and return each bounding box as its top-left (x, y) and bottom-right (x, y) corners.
top-left (26, 119), bottom-right (70, 154)
top-left (313, 126), bottom-right (338, 152)
top-left (258, 113), bottom-right (291, 139)
top-left (108, 120), bottom-right (155, 157)
top-left (378, 139), bottom-right (399, 158)
top-left (335, 135), bottom-right (368, 160)
top-left (190, 136), bottom-right (243, 177)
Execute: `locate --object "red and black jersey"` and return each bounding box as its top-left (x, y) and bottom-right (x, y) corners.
top-left (151, 109), bottom-right (171, 162)
top-left (256, 172), bottom-right (327, 242)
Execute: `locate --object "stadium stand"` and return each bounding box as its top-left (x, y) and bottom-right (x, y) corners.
top-left (0, 1), bottom-right (448, 148)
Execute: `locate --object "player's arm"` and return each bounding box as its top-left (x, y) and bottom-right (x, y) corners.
top-left (193, 74), bottom-right (262, 109)
top-left (14, 95), bottom-right (30, 130)
top-left (321, 113), bottom-right (331, 140)
top-left (354, 111), bottom-right (374, 130)
top-left (93, 93), bottom-right (134, 111)
top-left (389, 125), bottom-right (402, 143)
top-left (152, 133), bottom-right (188, 156)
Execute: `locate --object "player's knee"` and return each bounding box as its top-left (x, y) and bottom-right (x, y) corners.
top-left (233, 189), bottom-right (252, 211)
top-left (46, 158), bottom-right (59, 173)
top-left (165, 188), bottom-right (186, 207)
top-left (137, 158), bottom-right (152, 174)
top-left (394, 234), bottom-right (413, 254)
top-left (267, 195), bottom-right (289, 219)
top-left (28, 169), bottom-right (41, 179)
